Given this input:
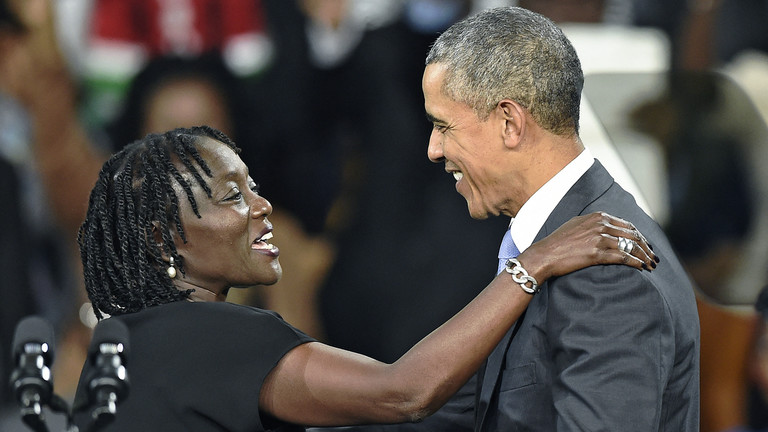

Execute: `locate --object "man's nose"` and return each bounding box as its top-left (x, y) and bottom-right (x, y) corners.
top-left (427, 130), bottom-right (444, 163)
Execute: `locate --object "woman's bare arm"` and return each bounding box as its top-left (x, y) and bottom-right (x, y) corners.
top-left (260, 212), bottom-right (657, 426)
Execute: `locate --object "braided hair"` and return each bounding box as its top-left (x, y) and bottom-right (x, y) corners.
top-left (78, 125), bottom-right (240, 319)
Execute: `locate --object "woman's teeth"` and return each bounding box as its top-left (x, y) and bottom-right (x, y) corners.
top-left (252, 232), bottom-right (275, 250)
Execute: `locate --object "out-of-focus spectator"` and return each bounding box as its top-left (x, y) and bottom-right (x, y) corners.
top-left (105, 54), bottom-right (248, 149)
top-left (82, 0), bottom-right (273, 127)
top-left (628, 72), bottom-right (756, 299)
top-left (746, 307), bottom-right (768, 430)
top-left (0, 0), bottom-right (105, 427)
top-left (725, 286), bottom-right (768, 432)
top-left (633, 0), bottom-right (768, 70)
top-left (514, 0), bottom-right (635, 23)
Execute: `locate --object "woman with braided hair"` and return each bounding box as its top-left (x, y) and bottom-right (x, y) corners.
top-left (78, 126), bottom-right (240, 314)
top-left (73, 125), bottom-right (657, 431)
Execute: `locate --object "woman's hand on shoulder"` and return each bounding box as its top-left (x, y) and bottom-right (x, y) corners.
top-left (517, 212), bottom-right (659, 284)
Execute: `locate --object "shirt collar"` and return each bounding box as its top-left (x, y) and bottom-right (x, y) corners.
top-left (509, 148), bottom-right (595, 253)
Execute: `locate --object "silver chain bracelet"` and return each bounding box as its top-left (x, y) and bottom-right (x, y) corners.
top-left (504, 258), bottom-right (540, 294)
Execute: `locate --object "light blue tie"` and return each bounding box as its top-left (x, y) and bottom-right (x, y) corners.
top-left (497, 229), bottom-right (520, 275)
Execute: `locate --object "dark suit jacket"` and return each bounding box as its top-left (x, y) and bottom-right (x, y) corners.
top-left (475, 160), bottom-right (700, 431)
top-left (312, 160), bottom-right (700, 432)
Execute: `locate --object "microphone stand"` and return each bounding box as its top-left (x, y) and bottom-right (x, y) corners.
top-left (11, 358), bottom-right (80, 432)
top-left (11, 341), bottom-right (54, 432)
top-left (10, 316), bottom-right (129, 432)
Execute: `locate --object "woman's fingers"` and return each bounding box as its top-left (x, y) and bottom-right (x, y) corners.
top-left (528, 212), bottom-right (660, 281)
top-left (599, 233), bottom-right (654, 271)
top-left (593, 212), bottom-right (659, 270)
top-left (601, 213), bottom-right (654, 256)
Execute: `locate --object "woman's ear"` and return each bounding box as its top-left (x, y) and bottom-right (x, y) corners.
top-left (151, 222), bottom-right (170, 261)
top-left (498, 99), bottom-right (526, 149)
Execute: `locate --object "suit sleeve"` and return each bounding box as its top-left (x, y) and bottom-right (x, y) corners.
top-left (546, 265), bottom-right (672, 431)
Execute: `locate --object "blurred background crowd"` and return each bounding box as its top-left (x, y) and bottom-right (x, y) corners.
top-left (0, 0), bottom-right (767, 431)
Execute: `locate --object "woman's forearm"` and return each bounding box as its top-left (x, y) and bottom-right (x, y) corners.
top-left (386, 261), bottom-right (537, 421)
top-left (261, 263), bottom-right (541, 427)
top-left (262, 214), bottom-right (652, 426)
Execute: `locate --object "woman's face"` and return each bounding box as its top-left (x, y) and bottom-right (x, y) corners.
top-left (172, 137), bottom-right (281, 294)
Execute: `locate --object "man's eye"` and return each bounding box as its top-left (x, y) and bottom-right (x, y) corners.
top-left (433, 124), bottom-right (449, 133)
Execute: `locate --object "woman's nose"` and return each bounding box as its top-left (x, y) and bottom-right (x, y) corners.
top-left (250, 195), bottom-right (272, 218)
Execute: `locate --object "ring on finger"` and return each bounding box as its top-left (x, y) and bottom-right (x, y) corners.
top-left (618, 237), bottom-right (635, 254)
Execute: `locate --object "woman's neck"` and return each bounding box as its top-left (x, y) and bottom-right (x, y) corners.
top-left (174, 280), bottom-right (227, 302)
top-left (188, 286), bottom-right (227, 302)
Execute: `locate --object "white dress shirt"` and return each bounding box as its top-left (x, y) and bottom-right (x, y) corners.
top-left (508, 149), bottom-right (595, 253)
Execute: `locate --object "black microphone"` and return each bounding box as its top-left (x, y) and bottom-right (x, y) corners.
top-left (85, 318), bottom-right (130, 432)
top-left (10, 316), bottom-right (55, 432)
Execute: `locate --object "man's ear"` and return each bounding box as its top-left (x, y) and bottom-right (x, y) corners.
top-left (498, 99), bottom-right (527, 149)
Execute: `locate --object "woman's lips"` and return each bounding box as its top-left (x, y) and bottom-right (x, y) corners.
top-left (252, 232), bottom-right (279, 256)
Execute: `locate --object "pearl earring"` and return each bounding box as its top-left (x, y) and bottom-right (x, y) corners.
top-left (167, 256), bottom-right (177, 279)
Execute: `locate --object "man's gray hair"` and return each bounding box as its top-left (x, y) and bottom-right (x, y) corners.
top-left (426, 7), bottom-right (583, 136)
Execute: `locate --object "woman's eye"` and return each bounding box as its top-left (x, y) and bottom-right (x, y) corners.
top-left (225, 188), bottom-right (243, 201)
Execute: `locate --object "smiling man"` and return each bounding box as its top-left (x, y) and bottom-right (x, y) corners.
top-left (414, 6), bottom-right (701, 431)
top-left (312, 6), bottom-right (700, 432)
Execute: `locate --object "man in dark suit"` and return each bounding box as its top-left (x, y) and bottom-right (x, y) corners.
top-left (419, 6), bottom-right (700, 431)
top-left (312, 6), bottom-right (699, 432)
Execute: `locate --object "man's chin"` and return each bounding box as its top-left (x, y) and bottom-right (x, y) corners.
top-left (466, 201), bottom-right (491, 220)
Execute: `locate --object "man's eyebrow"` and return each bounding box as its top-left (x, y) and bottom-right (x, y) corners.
top-left (425, 112), bottom-right (443, 124)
